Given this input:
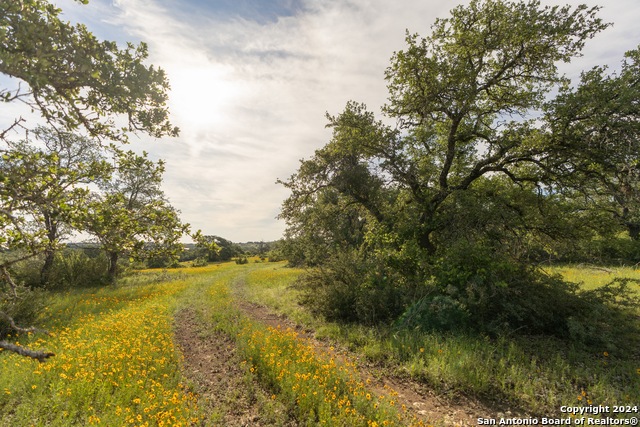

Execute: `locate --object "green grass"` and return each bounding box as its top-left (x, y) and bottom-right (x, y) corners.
top-left (189, 261), bottom-right (422, 426)
top-left (544, 265), bottom-right (640, 293)
top-left (3, 261), bottom-right (637, 425)
top-left (0, 271), bottom-right (200, 426)
top-left (1, 262), bottom-right (424, 426)
top-left (239, 263), bottom-right (640, 417)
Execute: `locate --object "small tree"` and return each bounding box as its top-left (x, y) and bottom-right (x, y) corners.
top-left (3, 127), bottom-right (112, 284)
top-left (82, 150), bottom-right (188, 283)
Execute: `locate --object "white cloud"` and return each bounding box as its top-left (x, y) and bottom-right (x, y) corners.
top-left (14, 0), bottom-right (640, 241)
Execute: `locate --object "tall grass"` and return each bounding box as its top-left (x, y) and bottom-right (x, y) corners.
top-left (240, 263), bottom-right (640, 417)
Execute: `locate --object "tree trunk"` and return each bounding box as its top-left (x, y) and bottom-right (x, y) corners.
top-left (40, 213), bottom-right (58, 285)
top-left (40, 250), bottom-right (55, 285)
top-left (107, 251), bottom-right (119, 284)
top-left (628, 222), bottom-right (640, 241)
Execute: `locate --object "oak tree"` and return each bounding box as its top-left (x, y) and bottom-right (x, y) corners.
top-left (82, 150), bottom-right (188, 283)
top-left (1, 0), bottom-right (179, 359)
top-left (280, 0), bottom-right (621, 330)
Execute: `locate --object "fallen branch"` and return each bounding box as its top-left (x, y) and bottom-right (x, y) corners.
top-left (0, 312), bottom-right (54, 361)
top-left (580, 264), bottom-right (614, 273)
top-left (0, 341), bottom-right (54, 362)
top-left (0, 311), bottom-right (50, 335)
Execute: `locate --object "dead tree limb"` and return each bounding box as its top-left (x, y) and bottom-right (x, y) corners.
top-left (0, 311), bottom-right (50, 335)
top-left (0, 341), bottom-right (54, 362)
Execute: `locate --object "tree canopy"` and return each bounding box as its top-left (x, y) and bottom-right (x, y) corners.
top-left (0, 0), bottom-right (179, 142)
top-left (280, 0), bottom-right (639, 345)
top-left (83, 150), bottom-right (188, 282)
top-left (0, 0), bottom-right (182, 360)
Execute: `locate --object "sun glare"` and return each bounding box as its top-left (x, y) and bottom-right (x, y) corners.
top-left (167, 65), bottom-right (242, 128)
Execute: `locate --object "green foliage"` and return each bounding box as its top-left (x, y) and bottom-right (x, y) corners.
top-left (0, 282), bottom-right (45, 339)
top-left (296, 250), bottom-right (410, 325)
top-left (145, 253), bottom-right (181, 269)
top-left (569, 278), bottom-right (640, 351)
top-left (0, 0), bottom-right (179, 141)
top-left (546, 47), bottom-right (640, 242)
top-left (279, 0), bottom-right (640, 352)
top-left (235, 256), bottom-right (249, 265)
top-left (191, 257), bottom-right (208, 267)
top-left (0, 0), bottom-right (182, 359)
top-left (12, 249), bottom-right (110, 290)
top-left (396, 295), bottom-right (470, 333)
top-left (82, 150), bottom-right (189, 282)
top-left (227, 262), bottom-right (640, 417)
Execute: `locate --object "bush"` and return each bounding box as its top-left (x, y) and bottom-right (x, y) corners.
top-left (296, 237), bottom-right (639, 353)
top-left (395, 295), bottom-right (470, 332)
top-left (191, 257), bottom-right (208, 267)
top-left (0, 282), bottom-right (46, 339)
top-left (235, 256), bottom-right (249, 265)
top-left (47, 249), bottom-right (110, 288)
top-left (11, 249), bottom-right (110, 290)
top-left (570, 278), bottom-right (640, 352)
top-left (296, 251), bottom-right (408, 325)
top-left (391, 241), bottom-right (640, 353)
top-left (424, 242), bottom-right (587, 336)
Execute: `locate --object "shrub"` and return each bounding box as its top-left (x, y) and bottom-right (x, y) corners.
top-left (424, 242), bottom-right (586, 336)
top-left (0, 282), bottom-right (46, 339)
top-left (396, 295), bottom-right (470, 332)
top-left (393, 241), bottom-right (640, 353)
top-left (46, 249), bottom-right (111, 289)
top-left (191, 257), bottom-right (208, 267)
top-left (296, 251), bottom-right (408, 325)
top-left (235, 256), bottom-right (249, 265)
top-left (11, 249), bottom-right (110, 290)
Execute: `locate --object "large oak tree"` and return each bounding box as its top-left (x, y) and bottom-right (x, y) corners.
top-left (279, 0), bottom-right (638, 331)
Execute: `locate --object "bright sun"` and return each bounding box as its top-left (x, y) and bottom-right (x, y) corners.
top-left (167, 64), bottom-right (243, 128)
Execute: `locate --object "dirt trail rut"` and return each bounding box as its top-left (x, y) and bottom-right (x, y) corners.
top-left (237, 300), bottom-right (517, 427)
top-left (175, 274), bottom-right (519, 426)
top-left (174, 309), bottom-right (296, 426)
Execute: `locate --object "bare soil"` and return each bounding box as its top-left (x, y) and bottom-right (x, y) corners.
top-left (175, 300), bottom-right (520, 426)
top-left (174, 309), bottom-right (296, 426)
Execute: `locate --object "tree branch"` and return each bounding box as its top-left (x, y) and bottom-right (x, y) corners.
top-left (0, 311), bottom-right (50, 336)
top-left (0, 341), bottom-right (55, 363)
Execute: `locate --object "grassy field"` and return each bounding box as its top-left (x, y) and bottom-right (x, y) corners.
top-left (239, 262), bottom-right (640, 417)
top-left (0, 262), bottom-right (424, 426)
top-left (177, 262), bottom-right (424, 426)
top-left (545, 265), bottom-right (640, 291)
top-left (1, 261), bottom-right (638, 426)
top-left (0, 272), bottom-right (200, 426)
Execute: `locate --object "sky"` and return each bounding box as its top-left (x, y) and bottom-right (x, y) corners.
top-left (8, 0), bottom-right (640, 242)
